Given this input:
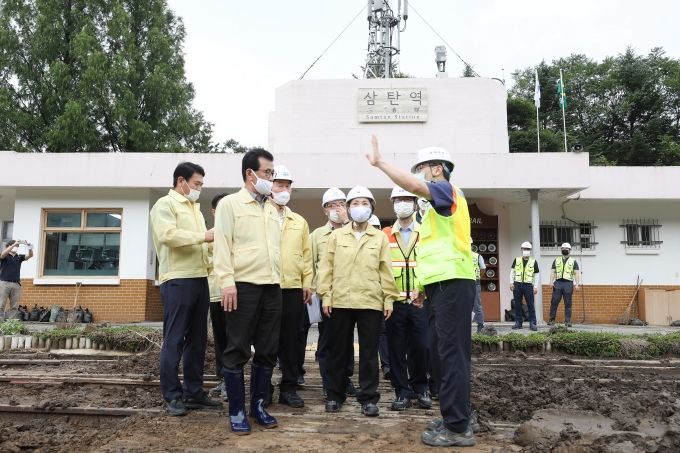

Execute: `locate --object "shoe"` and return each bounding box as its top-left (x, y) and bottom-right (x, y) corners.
top-left (345, 379), bottom-right (358, 397)
top-left (382, 367), bottom-right (391, 381)
top-left (421, 426), bottom-right (476, 447)
top-left (512, 323), bottom-right (522, 330)
top-left (209, 378), bottom-right (225, 397)
top-left (547, 320), bottom-right (555, 326)
top-left (427, 419), bottom-right (443, 431)
top-left (391, 397), bottom-right (412, 411)
top-left (325, 400), bottom-right (342, 412)
top-left (184, 391), bottom-right (223, 410)
top-left (297, 375), bottom-right (305, 387)
top-left (429, 384), bottom-right (439, 401)
top-left (223, 368), bottom-right (252, 435)
top-left (279, 390), bottom-right (305, 408)
top-left (249, 363), bottom-right (278, 428)
top-left (415, 392), bottom-right (432, 409)
top-left (476, 324), bottom-right (484, 334)
top-left (565, 321), bottom-right (573, 327)
top-left (361, 403), bottom-right (380, 416)
top-left (469, 410), bottom-right (480, 434)
top-left (530, 323), bottom-right (537, 331)
top-left (166, 396), bottom-right (187, 416)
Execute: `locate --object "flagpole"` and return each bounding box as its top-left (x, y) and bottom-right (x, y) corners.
top-left (560, 69), bottom-right (568, 152)
top-left (536, 106), bottom-right (541, 154)
top-left (534, 69), bottom-right (541, 153)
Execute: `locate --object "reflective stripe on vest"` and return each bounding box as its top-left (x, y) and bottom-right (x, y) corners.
top-left (555, 257), bottom-right (575, 281)
top-left (384, 227), bottom-right (419, 301)
top-left (472, 252), bottom-right (481, 280)
top-left (514, 257), bottom-right (536, 284)
top-left (417, 185), bottom-right (476, 286)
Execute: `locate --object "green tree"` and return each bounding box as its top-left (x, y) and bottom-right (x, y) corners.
top-left (0, 0), bottom-right (214, 152)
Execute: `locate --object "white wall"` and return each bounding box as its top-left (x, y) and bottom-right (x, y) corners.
top-left (15, 188), bottom-right (153, 282)
top-left (270, 77), bottom-right (509, 155)
top-left (510, 200), bottom-right (680, 287)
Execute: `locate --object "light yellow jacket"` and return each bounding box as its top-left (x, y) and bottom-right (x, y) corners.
top-left (280, 207), bottom-right (313, 289)
top-left (310, 223), bottom-right (333, 294)
top-left (150, 190), bottom-right (209, 284)
top-left (207, 244), bottom-right (221, 302)
top-left (214, 188), bottom-right (282, 288)
top-left (317, 224), bottom-right (399, 312)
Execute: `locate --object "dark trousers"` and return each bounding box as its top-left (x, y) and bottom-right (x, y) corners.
top-left (209, 302), bottom-right (228, 373)
top-left (513, 282), bottom-right (536, 325)
top-left (297, 307), bottom-right (311, 377)
top-left (327, 308), bottom-right (382, 405)
top-left (279, 288), bottom-right (303, 392)
top-left (386, 300), bottom-right (430, 398)
top-left (473, 281), bottom-right (484, 325)
top-left (549, 280), bottom-right (573, 321)
top-left (159, 277), bottom-right (209, 402)
top-left (318, 304), bottom-right (354, 388)
top-left (222, 283), bottom-right (282, 371)
top-left (427, 279), bottom-right (475, 433)
top-left (379, 317), bottom-right (390, 370)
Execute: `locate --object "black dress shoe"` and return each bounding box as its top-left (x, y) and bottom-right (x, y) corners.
top-left (361, 403), bottom-right (379, 416)
top-left (279, 390), bottom-right (305, 408)
top-left (166, 396), bottom-right (187, 416)
top-left (183, 392), bottom-right (223, 410)
top-left (325, 400), bottom-right (342, 412)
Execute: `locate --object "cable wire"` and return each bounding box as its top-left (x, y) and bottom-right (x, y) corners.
top-left (407, 1), bottom-right (480, 77)
top-left (298, 3), bottom-right (367, 80)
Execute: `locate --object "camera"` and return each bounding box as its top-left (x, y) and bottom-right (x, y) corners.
top-left (17, 240), bottom-right (26, 245)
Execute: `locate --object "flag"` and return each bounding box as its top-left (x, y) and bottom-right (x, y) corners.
top-left (558, 77), bottom-right (567, 110)
top-left (533, 70), bottom-right (541, 108)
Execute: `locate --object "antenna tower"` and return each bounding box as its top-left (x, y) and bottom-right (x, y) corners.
top-left (363, 0), bottom-right (408, 78)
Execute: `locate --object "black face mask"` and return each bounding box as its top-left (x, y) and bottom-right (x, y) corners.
top-left (561, 250), bottom-right (570, 256)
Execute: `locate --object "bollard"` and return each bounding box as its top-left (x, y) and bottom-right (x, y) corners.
top-left (79, 337), bottom-right (86, 349)
top-left (38, 338), bottom-right (45, 349)
top-left (546, 341), bottom-right (551, 353)
top-left (105, 344), bottom-right (112, 351)
top-left (3, 336), bottom-right (10, 350)
top-left (92, 342), bottom-right (98, 350)
top-left (25, 337), bottom-right (33, 349)
top-left (45, 338), bottom-right (52, 350)
top-left (10, 336), bottom-right (18, 349)
top-left (0, 336), bottom-right (4, 350)
top-left (86, 338), bottom-right (92, 349)
top-left (17, 337), bottom-right (25, 348)
top-left (99, 343), bottom-right (105, 350)
top-left (65, 338), bottom-right (72, 349)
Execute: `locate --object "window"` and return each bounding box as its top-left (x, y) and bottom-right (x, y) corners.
top-left (621, 219), bottom-right (662, 249)
top-left (41, 210), bottom-right (122, 277)
top-left (2, 221), bottom-right (13, 250)
top-left (537, 220), bottom-right (598, 251)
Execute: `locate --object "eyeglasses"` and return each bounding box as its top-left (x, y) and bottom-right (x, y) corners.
top-left (415, 163), bottom-right (440, 173)
top-left (326, 203), bottom-right (344, 209)
top-left (254, 169), bottom-right (275, 179)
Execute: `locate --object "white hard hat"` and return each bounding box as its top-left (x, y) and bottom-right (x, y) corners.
top-left (561, 243), bottom-right (572, 249)
top-left (322, 187), bottom-right (346, 207)
top-left (273, 165), bottom-right (293, 182)
top-left (369, 215), bottom-right (381, 228)
top-left (390, 185), bottom-right (417, 201)
top-left (410, 147), bottom-right (455, 174)
top-left (346, 186), bottom-right (375, 204)
top-left (521, 241), bottom-right (533, 249)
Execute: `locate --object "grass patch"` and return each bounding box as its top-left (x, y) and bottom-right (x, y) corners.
top-left (86, 326), bottom-right (162, 352)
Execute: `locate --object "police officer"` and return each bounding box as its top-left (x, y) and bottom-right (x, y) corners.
top-left (310, 188), bottom-right (357, 398)
top-left (318, 186), bottom-right (399, 417)
top-left (510, 242), bottom-right (540, 331)
top-left (383, 186), bottom-right (432, 412)
top-left (367, 136), bottom-right (477, 447)
top-left (269, 165), bottom-right (313, 408)
top-left (471, 239), bottom-right (486, 333)
top-left (548, 243), bottom-right (580, 327)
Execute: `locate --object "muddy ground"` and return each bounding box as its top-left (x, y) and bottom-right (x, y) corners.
top-left (0, 343), bottom-right (678, 452)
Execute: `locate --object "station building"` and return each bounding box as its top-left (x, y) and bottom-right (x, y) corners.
top-left (1, 77), bottom-right (678, 323)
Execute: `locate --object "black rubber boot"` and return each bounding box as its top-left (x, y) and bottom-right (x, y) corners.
top-left (249, 363), bottom-right (278, 428)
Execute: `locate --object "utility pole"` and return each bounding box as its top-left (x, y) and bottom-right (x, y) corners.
top-left (363, 0), bottom-right (408, 78)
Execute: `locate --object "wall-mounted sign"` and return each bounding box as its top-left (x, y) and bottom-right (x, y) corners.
top-left (357, 87), bottom-right (428, 122)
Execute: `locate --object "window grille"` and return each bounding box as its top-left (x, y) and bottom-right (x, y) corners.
top-left (537, 220), bottom-right (597, 251)
top-left (620, 219), bottom-right (662, 249)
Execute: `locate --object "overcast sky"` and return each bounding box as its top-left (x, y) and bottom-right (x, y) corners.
top-left (166, 0), bottom-right (680, 148)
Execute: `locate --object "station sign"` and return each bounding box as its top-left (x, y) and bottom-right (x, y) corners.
top-left (357, 87), bottom-right (428, 122)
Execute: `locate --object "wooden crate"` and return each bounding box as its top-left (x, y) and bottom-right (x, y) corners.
top-left (638, 289), bottom-right (679, 325)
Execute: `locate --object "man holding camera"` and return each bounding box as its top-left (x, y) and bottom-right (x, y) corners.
top-left (0, 240), bottom-right (34, 320)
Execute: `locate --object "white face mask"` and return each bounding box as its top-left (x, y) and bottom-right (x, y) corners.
top-left (417, 198), bottom-right (429, 211)
top-left (271, 190), bottom-right (290, 206)
top-left (182, 180), bottom-right (200, 202)
top-left (415, 172), bottom-right (427, 183)
top-left (328, 209), bottom-right (341, 224)
top-left (252, 172), bottom-right (273, 196)
top-left (394, 201), bottom-right (415, 219)
top-left (522, 250), bottom-right (531, 257)
top-left (350, 206), bottom-right (372, 223)
top-left (11, 247), bottom-right (18, 253)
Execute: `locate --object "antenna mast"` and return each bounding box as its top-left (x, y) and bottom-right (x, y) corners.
top-left (363, 0), bottom-right (408, 78)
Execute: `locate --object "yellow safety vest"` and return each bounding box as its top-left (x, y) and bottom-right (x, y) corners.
top-left (514, 257), bottom-right (536, 284)
top-left (472, 252), bottom-right (481, 281)
top-left (417, 184), bottom-right (476, 290)
top-left (383, 223), bottom-right (419, 301)
top-left (554, 257), bottom-right (576, 281)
